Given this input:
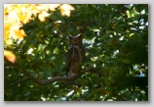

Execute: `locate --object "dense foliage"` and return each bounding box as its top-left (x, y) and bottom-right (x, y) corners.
top-left (4, 4), bottom-right (148, 101)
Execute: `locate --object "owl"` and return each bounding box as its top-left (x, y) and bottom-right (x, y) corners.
top-left (66, 34), bottom-right (85, 76)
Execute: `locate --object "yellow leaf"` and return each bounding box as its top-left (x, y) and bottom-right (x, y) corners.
top-left (60, 4), bottom-right (74, 17)
top-left (48, 4), bottom-right (60, 11)
top-left (38, 11), bottom-right (50, 22)
top-left (4, 25), bottom-right (11, 41)
top-left (14, 30), bottom-right (26, 40)
top-left (42, 11), bottom-right (50, 17)
top-left (18, 13), bottom-right (30, 24)
top-left (4, 50), bottom-right (16, 63)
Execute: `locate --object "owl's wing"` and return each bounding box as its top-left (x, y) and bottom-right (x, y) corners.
top-left (66, 50), bottom-right (72, 76)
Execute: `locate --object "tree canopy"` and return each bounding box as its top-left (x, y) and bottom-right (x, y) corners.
top-left (4, 4), bottom-right (148, 101)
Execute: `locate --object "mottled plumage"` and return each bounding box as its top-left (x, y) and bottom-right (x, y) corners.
top-left (66, 35), bottom-right (85, 76)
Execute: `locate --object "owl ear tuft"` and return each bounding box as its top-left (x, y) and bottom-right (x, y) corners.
top-left (68, 35), bottom-right (72, 39)
top-left (78, 34), bottom-right (82, 38)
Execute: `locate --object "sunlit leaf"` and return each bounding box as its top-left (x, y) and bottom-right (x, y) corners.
top-left (4, 24), bottom-right (10, 41)
top-left (4, 4), bottom-right (61, 43)
top-left (14, 30), bottom-right (26, 40)
top-left (18, 12), bottom-right (30, 24)
top-left (60, 4), bottom-right (74, 17)
top-left (4, 50), bottom-right (16, 63)
top-left (38, 11), bottom-right (50, 22)
top-left (48, 4), bottom-right (60, 11)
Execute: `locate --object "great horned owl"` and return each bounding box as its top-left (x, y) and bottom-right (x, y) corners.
top-left (66, 34), bottom-right (85, 76)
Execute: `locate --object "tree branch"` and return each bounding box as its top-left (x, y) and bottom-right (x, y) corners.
top-left (13, 62), bottom-right (90, 85)
top-left (39, 73), bottom-right (84, 85)
top-left (9, 61), bottom-right (102, 86)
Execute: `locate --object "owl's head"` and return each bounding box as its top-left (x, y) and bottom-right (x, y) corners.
top-left (68, 34), bottom-right (82, 45)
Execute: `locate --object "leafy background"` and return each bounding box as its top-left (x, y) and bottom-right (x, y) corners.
top-left (4, 4), bottom-right (148, 101)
